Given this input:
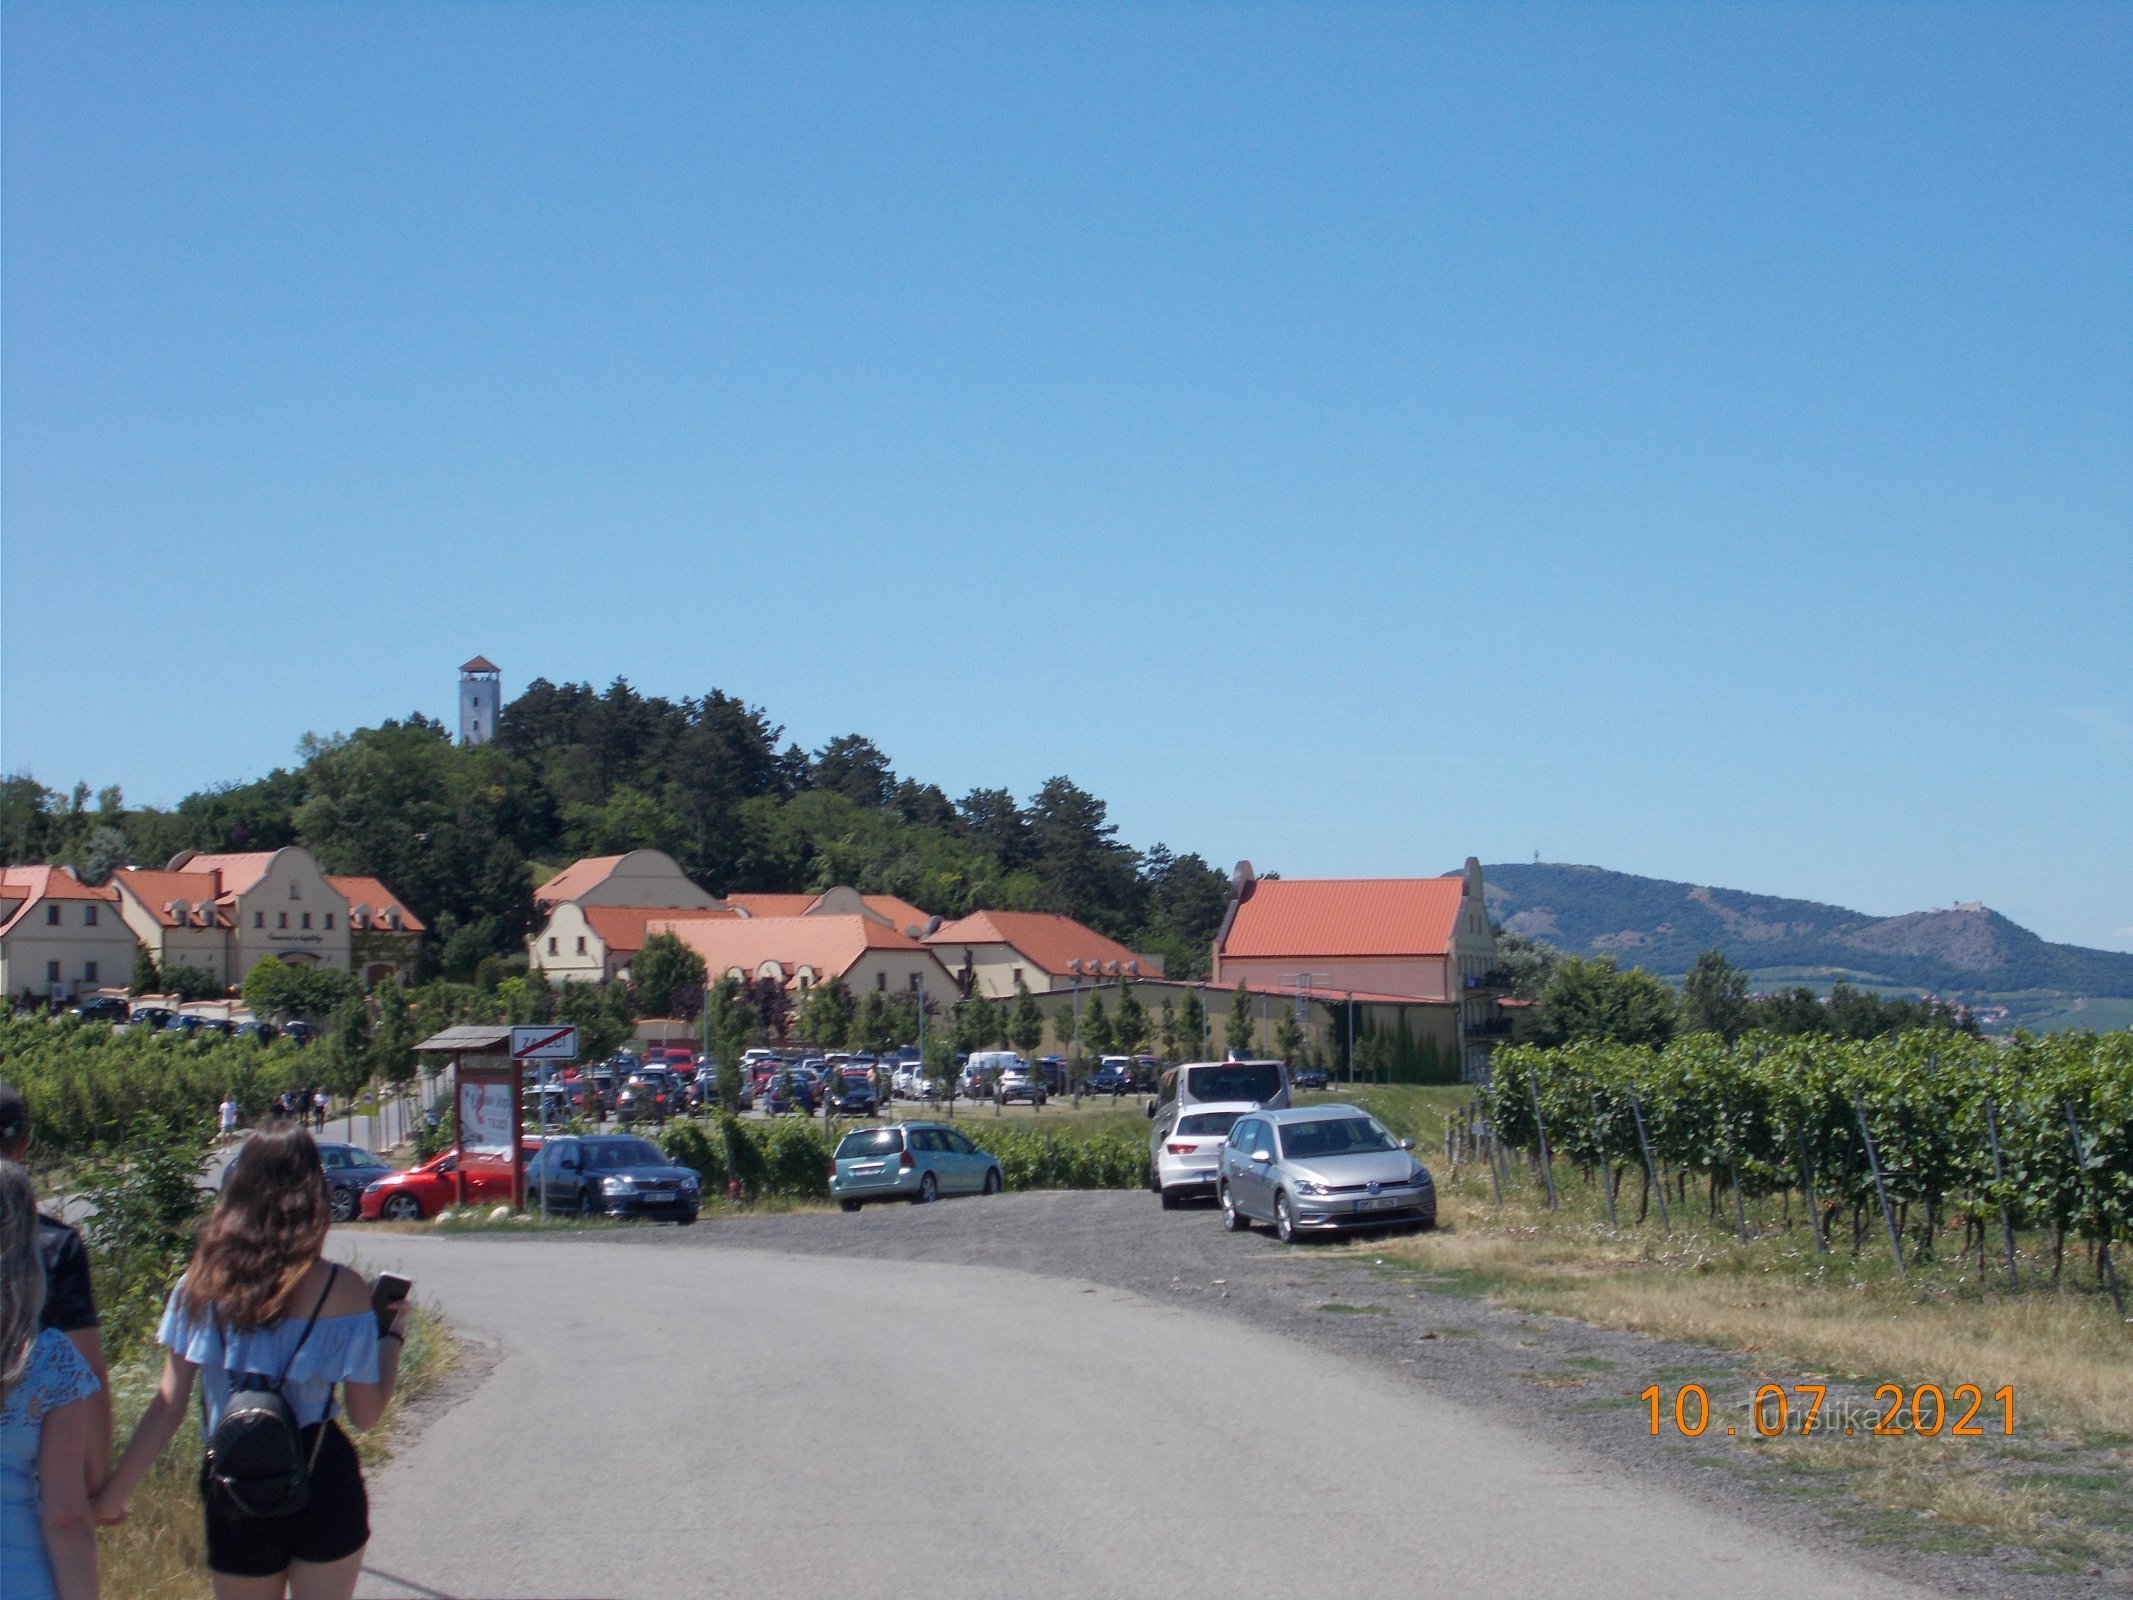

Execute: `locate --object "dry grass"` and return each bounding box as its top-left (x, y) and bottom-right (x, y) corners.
top-left (96, 1305), bottom-right (458, 1600)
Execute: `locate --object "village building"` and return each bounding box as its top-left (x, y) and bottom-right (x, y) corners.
top-left (328, 875), bottom-right (427, 986)
top-left (108, 849), bottom-right (367, 985)
top-left (0, 867), bottom-right (134, 1005)
top-left (648, 914), bottom-right (960, 1000)
top-left (1212, 858), bottom-right (1507, 1082)
top-left (920, 910), bottom-right (1164, 998)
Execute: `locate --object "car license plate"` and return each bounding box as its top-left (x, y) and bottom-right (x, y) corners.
top-left (640, 1191), bottom-right (674, 1203)
top-left (1356, 1196), bottom-right (1400, 1212)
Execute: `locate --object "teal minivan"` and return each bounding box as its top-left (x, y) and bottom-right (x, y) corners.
top-left (830, 1122), bottom-right (1003, 1210)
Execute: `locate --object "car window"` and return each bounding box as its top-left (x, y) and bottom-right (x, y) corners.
top-left (1228, 1119), bottom-right (1257, 1152)
top-left (1251, 1122), bottom-right (1276, 1158)
top-left (1184, 1063), bottom-right (1284, 1105)
top-left (586, 1139), bottom-right (663, 1169)
top-left (911, 1129), bottom-right (944, 1153)
top-left (1279, 1117), bottom-right (1397, 1160)
top-left (945, 1130), bottom-right (979, 1156)
top-left (836, 1128), bottom-right (904, 1159)
top-left (320, 1148), bottom-right (349, 1169)
top-left (1177, 1111), bottom-right (1242, 1139)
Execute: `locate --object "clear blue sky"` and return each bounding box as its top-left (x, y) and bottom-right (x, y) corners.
top-left (4, 4), bottom-right (2128, 950)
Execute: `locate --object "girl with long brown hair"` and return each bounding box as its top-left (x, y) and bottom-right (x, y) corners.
top-left (95, 1122), bottom-right (407, 1600)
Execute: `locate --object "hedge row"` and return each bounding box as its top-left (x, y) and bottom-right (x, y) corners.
top-left (657, 1117), bottom-right (1148, 1200)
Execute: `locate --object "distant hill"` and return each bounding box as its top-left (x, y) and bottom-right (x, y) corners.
top-left (1480, 864), bottom-right (2133, 1010)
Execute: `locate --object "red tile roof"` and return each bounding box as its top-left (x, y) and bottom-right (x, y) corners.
top-left (109, 868), bottom-right (232, 927)
top-left (461, 656), bottom-right (499, 673)
top-left (534, 856), bottom-right (627, 907)
top-left (649, 914), bottom-right (933, 986)
top-left (0, 867), bottom-right (121, 937)
top-left (324, 876), bottom-right (427, 933)
top-left (1218, 877), bottom-right (1465, 959)
top-left (923, 911), bottom-right (1149, 977)
top-left (860, 894), bottom-right (932, 933)
top-left (581, 905), bottom-right (735, 957)
top-left (181, 852), bottom-right (279, 899)
top-left (722, 893), bottom-right (817, 919)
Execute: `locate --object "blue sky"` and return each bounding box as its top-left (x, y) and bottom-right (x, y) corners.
top-left (4, 4), bottom-right (2128, 950)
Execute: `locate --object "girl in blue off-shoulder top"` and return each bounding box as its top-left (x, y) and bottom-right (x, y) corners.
top-left (95, 1123), bottom-right (409, 1600)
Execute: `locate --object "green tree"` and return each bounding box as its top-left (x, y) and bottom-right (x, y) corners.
top-left (160, 965), bottom-right (227, 1003)
top-left (1273, 1002), bottom-right (1303, 1063)
top-left (1492, 928), bottom-right (1561, 1000)
top-left (1225, 982), bottom-right (1255, 1058)
top-left (1008, 979), bottom-right (1044, 1057)
top-left (325, 997), bottom-right (373, 1100)
top-left (632, 931), bottom-right (708, 1019)
top-left (1682, 948), bottom-right (1751, 1040)
top-left (852, 989), bottom-right (893, 1055)
top-left (1080, 994), bottom-right (1113, 1058)
top-left (797, 979), bottom-right (853, 1051)
top-left (129, 947), bottom-right (160, 997)
top-left (924, 1029), bottom-right (960, 1117)
top-left (1113, 983), bottom-right (1148, 1057)
top-left (372, 978), bottom-right (417, 1089)
top-left (1531, 955), bottom-right (1680, 1048)
top-left (956, 990), bottom-right (1001, 1053)
top-left (555, 978), bottom-right (634, 1064)
top-left (1158, 999), bottom-right (1179, 1063)
top-left (241, 956), bottom-right (360, 1022)
top-left (1177, 991), bottom-right (1206, 1060)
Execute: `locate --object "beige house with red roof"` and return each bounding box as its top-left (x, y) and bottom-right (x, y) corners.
top-left (649, 914), bottom-right (959, 1000)
top-left (921, 910), bottom-right (1165, 999)
top-left (0, 867), bottom-right (134, 1004)
top-left (109, 848), bottom-right (385, 985)
top-left (533, 850), bottom-right (722, 915)
top-left (326, 876), bottom-right (427, 986)
top-left (1214, 859), bottom-right (1505, 1081)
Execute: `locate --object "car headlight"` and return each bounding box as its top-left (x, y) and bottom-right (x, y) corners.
top-left (1291, 1178), bottom-right (1329, 1197)
top-left (602, 1176), bottom-right (633, 1193)
top-left (1409, 1168), bottom-right (1433, 1188)
top-left (363, 1181), bottom-right (385, 1194)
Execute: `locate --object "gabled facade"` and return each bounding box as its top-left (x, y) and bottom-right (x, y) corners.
top-left (532, 850), bottom-right (721, 914)
top-left (649, 914), bottom-right (959, 1000)
top-left (0, 867), bottom-right (133, 1004)
top-left (327, 875), bottom-right (427, 986)
top-left (111, 849), bottom-right (355, 983)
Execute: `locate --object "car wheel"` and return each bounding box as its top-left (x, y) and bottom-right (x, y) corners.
top-left (982, 1168), bottom-right (1001, 1196)
top-left (917, 1172), bottom-right (938, 1204)
top-left (382, 1194), bottom-right (424, 1223)
top-left (1274, 1192), bottom-right (1297, 1244)
top-left (1220, 1184), bottom-right (1249, 1232)
top-left (839, 1199), bottom-right (861, 1213)
top-left (330, 1186), bottom-right (358, 1224)
top-left (1159, 1185), bottom-right (1180, 1210)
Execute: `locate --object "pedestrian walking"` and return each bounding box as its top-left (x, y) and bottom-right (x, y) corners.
top-left (312, 1090), bottom-right (328, 1134)
top-left (94, 1121), bottom-right (410, 1600)
top-left (219, 1095), bottom-right (240, 1142)
top-left (1, 1158), bottom-right (102, 1600)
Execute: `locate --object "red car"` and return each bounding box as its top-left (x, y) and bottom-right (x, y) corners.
top-left (359, 1138), bottom-right (542, 1222)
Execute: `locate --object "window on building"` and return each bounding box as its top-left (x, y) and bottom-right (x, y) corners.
top-left (324, 913), bottom-right (334, 930)
top-left (290, 882), bottom-right (300, 900)
top-left (279, 912), bottom-right (288, 929)
top-left (1011, 966), bottom-right (1022, 987)
top-left (45, 905), bottom-right (59, 926)
top-left (301, 913), bottom-right (312, 929)
top-left (547, 937), bottom-right (559, 954)
top-left (85, 904), bottom-right (98, 926)
top-left (875, 972), bottom-right (887, 991)
top-left (909, 973), bottom-right (922, 993)
top-left (575, 936), bottom-right (586, 954)
top-left (255, 912), bottom-right (264, 928)
top-left (46, 961), bottom-right (60, 983)
top-left (84, 962), bottom-right (98, 984)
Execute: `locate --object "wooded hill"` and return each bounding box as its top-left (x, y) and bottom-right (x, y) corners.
top-left (1484, 862), bottom-right (2133, 1005)
top-left (1, 678), bottom-right (1233, 980)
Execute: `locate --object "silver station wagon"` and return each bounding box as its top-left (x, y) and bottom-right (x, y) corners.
top-left (1217, 1105), bottom-right (1436, 1242)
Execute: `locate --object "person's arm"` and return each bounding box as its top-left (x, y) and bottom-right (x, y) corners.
top-left (39, 1394), bottom-right (100, 1600)
top-left (62, 1327), bottom-right (111, 1494)
top-left (93, 1353), bottom-right (195, 1524)
top-left (342, 1300), bottom-right (407, 1431)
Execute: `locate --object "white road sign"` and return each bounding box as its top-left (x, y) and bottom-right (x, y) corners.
top-left (510, 1024), bottom-right (580, 1061)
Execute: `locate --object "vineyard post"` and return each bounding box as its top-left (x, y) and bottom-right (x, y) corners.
top-left (1720, 1093), bottom-right (1748, 1242)
top-left (1854, 1095), bottom-right (1905, 1275)
top-left (1630, 1096), bottom-right (1669, 1236)
top-left (1798, 1126), bottom-right (1827, 1253)
top-left (1983, 1094), bottom-right (2017, 1290)
top-left (1485, 1107), bottom-right (1505, 1205)
top-left (1526, 1072), bottom-right (1559, 1210)
top-left (1590, 1094), bottom-right (1616, 1228)
top-left (2063, 1101), bottom-right (2126, 1320)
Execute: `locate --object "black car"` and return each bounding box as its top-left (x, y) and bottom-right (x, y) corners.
top-left (1082, 1064), bottom-right (1135, 1096)
top-left (525, 1134), bottom-right (701, 1223)
top-left (822, 1074), bottom-right (879, 1116)
top-left (224, 1140), bottom-right (394, 1224)
top-left (1290, 1066), bottom-right (1331, 1091)
top-left (72, 996), bottom-right (130, 1024)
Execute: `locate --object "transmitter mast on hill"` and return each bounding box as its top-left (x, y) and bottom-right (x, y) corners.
top-left (459, 656), bottom-right (501, 746)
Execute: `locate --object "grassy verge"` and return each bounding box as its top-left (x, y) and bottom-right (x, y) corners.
top-left (97, 1304), bottom-right (458, 1600)
top-left (1340, 1091), bottom-right (2132, 1572)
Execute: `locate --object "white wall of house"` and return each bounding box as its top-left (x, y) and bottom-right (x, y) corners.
top-left (0, 900), bottom-right (138, 1001)
top-left (528, 903), bottom-right (614, 985)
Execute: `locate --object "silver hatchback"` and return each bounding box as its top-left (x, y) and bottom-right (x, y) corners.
top-left (1217, 1105), bottom-right (1435, 1242)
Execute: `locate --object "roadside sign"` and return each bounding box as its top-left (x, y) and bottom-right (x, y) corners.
top-left (510, 1024), bottom-right (580, 1061)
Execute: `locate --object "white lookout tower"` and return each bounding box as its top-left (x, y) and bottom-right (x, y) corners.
top-left (459, 656), bottom-right (501, 746)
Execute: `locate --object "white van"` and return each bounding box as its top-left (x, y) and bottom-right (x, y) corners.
top-left (1147, 1059), bottom-right (1291, 1122)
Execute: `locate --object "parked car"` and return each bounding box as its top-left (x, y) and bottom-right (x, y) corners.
top-left (993, 1059), bottom-right (1048, 1107)
top-left (822, 1071), bottom-right (879, 1117)
top-left (617, 1068), bottom-right (681, 1125)
top-left (282, 1019), bottom-right (319, 1047)
top-left (1290, 1065), bottom-right (1331, 1091)
top-left (828, 1123), bottom-right (1002, 1209)
top-left (71, 995), bottom-right (130, 1025)
top-left (232, 1019), bottom-right (279, 1045)
top-left (1082, 1062), bottom-right (1135, 1096)
top-left (760, 1070), bottom-right (817, 1116)
top-left (128, 1005), bottom-right (178, 1031)
top-left (1217, 1106), bottom-right (1435, 1242)
top-left (1148, 1059), bottom-right (1290, 1124)
top-left (1148, 1100), bottom-right (1256, 1209)
top-left (225, 1139), bottom-right (395, 1224)
top-left (359, 1139), bottom-right (541, 1222)
top-left (525, 1134), bottom-right (701, 1223)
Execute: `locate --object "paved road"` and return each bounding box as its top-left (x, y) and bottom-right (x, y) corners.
top-left (333, 1227), bottom-right (1940, 1600)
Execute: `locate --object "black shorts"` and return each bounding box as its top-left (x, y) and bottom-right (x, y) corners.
top-left (201, 1420), bottom-right (370, 1577)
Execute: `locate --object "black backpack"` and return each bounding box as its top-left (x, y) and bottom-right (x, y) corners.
top-left (200, 1267), bottom-right (338, 1520)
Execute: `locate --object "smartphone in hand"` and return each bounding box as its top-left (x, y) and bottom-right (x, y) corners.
top-left (371, 1273), bottom-right (412, 1337)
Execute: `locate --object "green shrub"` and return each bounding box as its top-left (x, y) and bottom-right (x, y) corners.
top-left (763, 1119), bottom-right (830, 1198)
top-left (959, 1126), bottom-right (1146, 1191)
top-left (659, 1120), bottom-right (728, 1193)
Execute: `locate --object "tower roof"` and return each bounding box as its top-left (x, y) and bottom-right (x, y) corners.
top-left (461, 655), bottom-right (499, 674)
